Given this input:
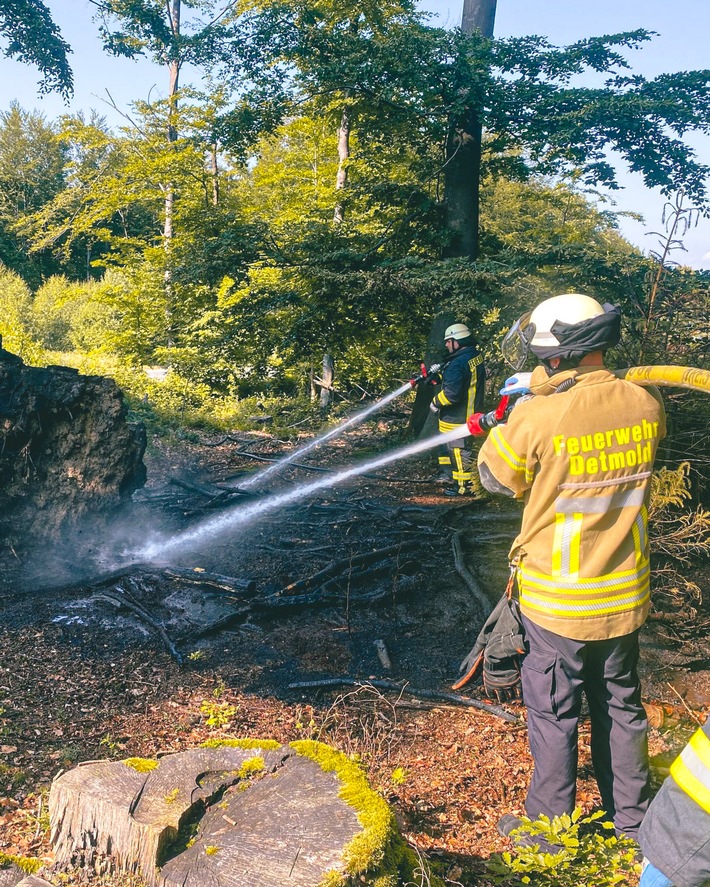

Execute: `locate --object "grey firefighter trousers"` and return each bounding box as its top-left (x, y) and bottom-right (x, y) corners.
top-left (520, 615), bottom-right (650, 840)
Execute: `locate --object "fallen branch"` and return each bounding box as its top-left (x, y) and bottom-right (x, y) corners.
top-left (162, 567), bottom-right (256, 595)
top-left (94, 588), bottom-right (183, 665)
top-left (313, 560), bottom-right (417, 598)
top-left (452, 531), bottom-right (491, 617)
top-left (168, 477), bottom-right (226, 498)
top-left (260, 577), bottom-right (418, 614)
top-left (283, 542), bottom-right (418, 595)
top-left (193, 578), bottom-right (419, 638)
top-left (200, 434), bottom-right (253, 448)
top-left (287, 678), bottom-right (522, 725)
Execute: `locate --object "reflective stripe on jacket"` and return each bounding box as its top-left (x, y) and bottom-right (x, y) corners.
top-left (432, 345), bottom-right (485, 425)
top-left (477, 366), bottom-right (666, 641)
top-left (639, 718), bottom-right (710, 887)
top-left (671, 723), bottom-right (710, 815)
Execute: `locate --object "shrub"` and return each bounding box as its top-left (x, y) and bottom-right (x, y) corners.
top-left (486, 809), bottom-right (639, 886)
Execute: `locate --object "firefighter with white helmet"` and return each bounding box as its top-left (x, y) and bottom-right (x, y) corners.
top-left (477, 293), bottom-right (666, 844)
top-left (429, 322), bottom-right (486, 496)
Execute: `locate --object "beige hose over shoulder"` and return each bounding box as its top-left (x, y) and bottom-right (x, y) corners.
top-left (615, 366), bottom-right (710, 394)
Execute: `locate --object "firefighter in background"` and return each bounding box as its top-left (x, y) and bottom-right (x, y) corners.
top-left (477, 293), bottom-right (666, 843)
top-left (638, 716), bottom-right (710, 887)
top-left (429, 323), bottom-right (486, 497)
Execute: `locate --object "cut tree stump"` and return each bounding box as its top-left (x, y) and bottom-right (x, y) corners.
top-left (48, 742), bottom-right (400, 887)
top-left (0, 866), bottom-right (53, 887)
top-left (50, 746), bottom-right (289, 885)
top-left (0, 864), bottom-right (23, 887)
top-left (160, 754), bottom-right (360, 887)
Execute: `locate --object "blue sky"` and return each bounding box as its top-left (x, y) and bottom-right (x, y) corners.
top-left (2, 0), bottom-right (709, 268)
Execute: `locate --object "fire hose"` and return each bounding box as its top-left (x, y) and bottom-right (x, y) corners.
top-left (467, 365), bottom-right (710, 436)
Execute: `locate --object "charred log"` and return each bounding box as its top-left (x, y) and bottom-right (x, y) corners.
top-left (0, 349), bottom-right (146, 542)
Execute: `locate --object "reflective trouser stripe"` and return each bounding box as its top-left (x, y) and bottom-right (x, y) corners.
top-left (438, 419), bottom-right (471, 491)
top-left (451, 447), bottom-right (472, 486)
top-left (670, 727), bottom-right (710, 814)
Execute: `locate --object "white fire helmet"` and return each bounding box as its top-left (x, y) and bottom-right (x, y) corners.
top-left (444, 323), bottom-right (471, 342)
top-left (502, 294), bottom-right (620, 371)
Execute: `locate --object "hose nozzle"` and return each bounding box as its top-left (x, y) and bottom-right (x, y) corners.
top-left (467, 395), bottom-right (510, 436)
top-left (410, 362), bottom-right (442, 388)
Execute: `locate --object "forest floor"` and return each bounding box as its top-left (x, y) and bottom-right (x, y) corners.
top-left (1, 402), bottom-right (709, 885)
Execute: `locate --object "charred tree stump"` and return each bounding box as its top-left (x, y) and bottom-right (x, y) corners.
top-left (0, 348), bottom-right (145, 542)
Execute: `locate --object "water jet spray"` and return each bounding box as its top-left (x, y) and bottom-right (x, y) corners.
top-left (133, 424), bottom-right (471, 562)
top-left (127, 364), bottom-right (709, 566)
top-left (236, 381), bottom-right (414, 490)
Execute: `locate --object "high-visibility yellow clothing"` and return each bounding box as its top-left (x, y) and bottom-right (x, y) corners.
top-left (478, 365), bottom-right (666, 641)
top-left (639, 718), bottom-right (710, 887)
top-left (433, 343), bottom-right (485, 494)
top-left (431, 344), bottom-right (485, 424)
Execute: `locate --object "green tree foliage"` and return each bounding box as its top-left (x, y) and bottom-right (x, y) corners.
top-left (3, 6), bottom-right (710, 421)
top-left (227, 8), bottom-right (710, 257)
top-left (0, 103), bottom-right (69, 285)
top-left (29, 274), bottom-right (79, 349)
top-left (14, 113), bottom-right (156, 276)
top-left (0, 0), bottom-right (73, 97)
top-left (0, 266), bottom-right (44, 362)
top-left (94, 0), bottom-right (231, 69)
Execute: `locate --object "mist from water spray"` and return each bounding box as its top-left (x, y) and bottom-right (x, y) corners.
top-left (134, 424), bottom-right (470, 562)
top-left (237, 381), bottom-right (413, 489)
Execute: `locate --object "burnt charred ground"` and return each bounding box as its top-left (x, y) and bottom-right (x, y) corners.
top-left (0, 418), bottom-right (709, 885)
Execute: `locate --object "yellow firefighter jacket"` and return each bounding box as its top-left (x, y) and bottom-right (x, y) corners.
top-left (478, 365), bottom-right (666, 641)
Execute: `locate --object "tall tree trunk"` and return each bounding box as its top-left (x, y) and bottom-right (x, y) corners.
top-left (406, 312), bottom-right (455, 438)
top-left (333, 107), bottom-right (350, 224)
top-left (442, 109), bottom-right (481, 262)
top-left (320, 353), bottom-right (335, 410)
top-left (442, 0), bottom-right (496, 262)
top-left (415, 2), bottom-right (497, 433)
top-left (211, 143), bottom-right (220, 207)
top-left (462, 0), bottom-right (497, 36)
top-left (164, 0), bottom-right (181, 346)
top-left (425, 2), bottom-right (496, 467)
